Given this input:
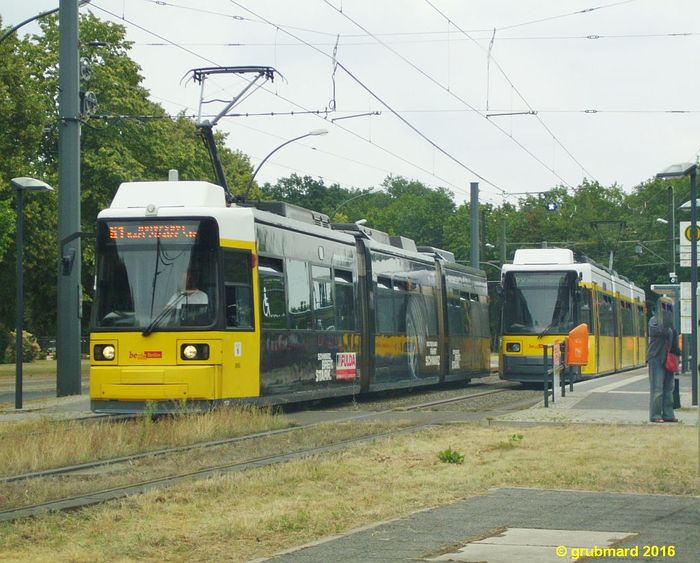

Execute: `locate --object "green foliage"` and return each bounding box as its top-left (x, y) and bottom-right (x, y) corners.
top-left (0, 12), bottom-right (686, 343)
top-left (0, 14), bottom-right (252, 336)
top-left (437, 447), bottom-right (465, 464)
top-left (495, 434), bottom-right (525, 450)
top-left (3, 330), bottom-right (42, 363)
top-left (0, 323), bottom-right (10, 363)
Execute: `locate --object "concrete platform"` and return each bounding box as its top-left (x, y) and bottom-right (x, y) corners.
top-left (494, 368), bottom-right (698, 426)
top-left (260, 488), bottom-right (700, 562)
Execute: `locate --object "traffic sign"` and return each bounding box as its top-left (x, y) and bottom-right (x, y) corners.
top-left (678, 221), bottom-right (700, 267)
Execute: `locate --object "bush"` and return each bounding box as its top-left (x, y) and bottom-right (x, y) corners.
top-left (4, 330), bottom-right (42, 363)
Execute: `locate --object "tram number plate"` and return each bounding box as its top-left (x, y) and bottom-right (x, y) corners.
top-left (336, 352), bottom-right (357, 380)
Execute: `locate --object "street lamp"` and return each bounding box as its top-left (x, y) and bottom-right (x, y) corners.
top-left (12, 177), bottom-right (53, 409)
top-left (243, 129), bottom-right (328, 200)
top-left (656, 163), bottom-right (698, 408)
top-left (330, 188), bottom-right (374, 221)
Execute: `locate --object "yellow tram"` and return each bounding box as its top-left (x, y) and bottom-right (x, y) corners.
top-left (499, 248), bottom-right (647, 383)
top-left (90, 179), bottom-right (491, 412)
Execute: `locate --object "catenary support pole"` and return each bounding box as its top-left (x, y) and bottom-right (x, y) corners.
top-left (57, 0), bottom-right (82, 396)
top-left (470, 182), bottom-right (479, 269)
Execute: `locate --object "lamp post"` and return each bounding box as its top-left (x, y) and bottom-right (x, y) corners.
top-left (330, 188), bottom-right (374, 221)
top-left (243, 129), bottom-right (328, 200)
top-left (656, 163), bottom-right (698, 408)
top-left (12, 177), bottom-right (53, 409)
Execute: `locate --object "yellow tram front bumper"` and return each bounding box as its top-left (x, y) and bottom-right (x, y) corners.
top-left (91, 364), bottom-right (221, 401)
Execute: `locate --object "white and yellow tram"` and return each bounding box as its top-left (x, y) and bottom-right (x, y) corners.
top-left (90, 180), bottom-right (491, 412)
top-left (499, 248), bottom-right (647, 383)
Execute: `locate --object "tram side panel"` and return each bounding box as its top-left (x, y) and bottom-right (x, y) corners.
top-left (368, 249), bottom-right (442, 390)
top-left (255, 222), bottom-right (362, 399)
top-left (218, 242), bottom-right (260, 400)
top-left (443, 266), bottom-right (490, 382)
top-left (593, 287), bottom-right (617, 375)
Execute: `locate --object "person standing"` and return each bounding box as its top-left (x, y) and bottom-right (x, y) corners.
top-left (664, 324), bottom-right (681, 422)
top-left (647, 306), bottom-right (675, 423)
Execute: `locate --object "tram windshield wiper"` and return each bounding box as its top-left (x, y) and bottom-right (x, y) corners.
top-left (537, 324), bottom-right (555, 339)
top-left (142, 292), bottom-right (186, 336)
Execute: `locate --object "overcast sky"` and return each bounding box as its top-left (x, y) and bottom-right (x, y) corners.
top-left (4, 0), bottom-right (700, 205)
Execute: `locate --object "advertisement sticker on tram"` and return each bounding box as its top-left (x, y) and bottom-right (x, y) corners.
top-left (336, 352), bottom-right (357, 380)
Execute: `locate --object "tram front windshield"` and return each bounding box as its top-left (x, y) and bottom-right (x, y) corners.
top-left (93, 218), bottom-right (218, 331)
top-left (503, 271), bottom-right (577, 336)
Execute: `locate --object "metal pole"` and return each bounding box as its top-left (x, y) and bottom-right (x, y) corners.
top-left (543, 345), bottom-right (549, 408)
top-left (15, 189), bottom-right (24, 410)
top-left (690, 170), bottom-right (698, 406)
top-left (470, 182), bottom-right (479, 269)
top-left (57, 0), bottom-right (82, 396)
top-left (500, 216), bottom-right (506, 263)
top-left (669, 185), bottom-right (675, 273)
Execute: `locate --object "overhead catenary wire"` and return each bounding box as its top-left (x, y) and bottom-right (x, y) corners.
top-left (138, 0), bottom-right (650, 42)
top-left (320, 0), bottom-right (568, 191)
top-left (423, 0), bottom-right (597, 184)
top-left (132, 30), bottom-right (700, 48)
top-left (118, 0), bottom-right (682, 197)
top-left (230, 0), bottom-right (509, 196)
top-left (495, 0), bottom-right (640, 31)
top-left (91, 2), bottom-right (493, 200)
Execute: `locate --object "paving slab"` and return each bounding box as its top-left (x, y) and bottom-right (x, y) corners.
top-left (261, 488), bottom-right (700, 562)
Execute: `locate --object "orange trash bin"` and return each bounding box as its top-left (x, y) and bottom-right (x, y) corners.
top-left (566, 323), bottom-right (589, 366)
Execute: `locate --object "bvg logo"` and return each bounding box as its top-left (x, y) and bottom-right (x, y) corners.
top-left (129, 351), bottom-right (163, 360)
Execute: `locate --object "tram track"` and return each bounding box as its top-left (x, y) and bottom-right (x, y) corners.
top-left (1, 387), bottom-right (511, 486)
top-left (0, 386), bottom-right (534, 523)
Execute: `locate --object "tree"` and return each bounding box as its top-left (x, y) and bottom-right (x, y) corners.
top-left (0, 16), bottom-right (48, 266)
top-left (368, 176), bottom-right (455, 248)
top-left (0, 13), bottom-right (253, 336)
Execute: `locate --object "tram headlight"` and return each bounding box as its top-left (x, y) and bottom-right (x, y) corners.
top-left (506, 342), bottom-right (521, 353)
top-left (94, 344), bottom-right (116, 361)
top-left (181, 343), bottom-right (209, 361)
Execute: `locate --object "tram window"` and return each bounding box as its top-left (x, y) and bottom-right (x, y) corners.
top-left (598, 294), bottom-right (615, 336)
top-left (577, 288), bottom-right (593, 328)
top-left (637, 305), bottom-right (646, 336)
top-left (259, 257), bottom-right (283, 274)
top-left (413, 273), bottom-right (439, 335)
top-left (334, 269), bottom-right (355, 330)
top-left (286, 259), bottom-right (312, 329)
top-left (223, 250), bottom-right (253, 329)
top-left (451, 291), bottom-right (471, 336)
top-left (312, 265), bottom-right (334, 330)
top-left (376, 276), bottom-right (397, 333)
top-left (393, 279), bottom-right (409, 332)
top-left (503, 271), bottom-right (576, 335)
top-left (621, 301), bottom-right (635, 336)
top-left (259, 257), bottom-right (286, 329)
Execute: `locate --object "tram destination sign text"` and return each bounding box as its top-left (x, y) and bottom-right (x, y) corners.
top-left (108, 222), bottom-right (200, 241)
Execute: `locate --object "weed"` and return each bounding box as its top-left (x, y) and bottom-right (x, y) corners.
top-left (437, 447), bottom-right (465, 464)
top-left (494, 433), bottom-right (524, 450)
top-left (143, 401), bottom-right (157, 422)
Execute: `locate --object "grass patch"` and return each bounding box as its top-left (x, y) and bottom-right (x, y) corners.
top-left (0, 423), bottom-right (696, 562)
top-left (0, 405), bottom-right (288, 476)
top-left (0, 359), bottom-right (89, 380)
top-left (0, 419), bottom-right (411, 511)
